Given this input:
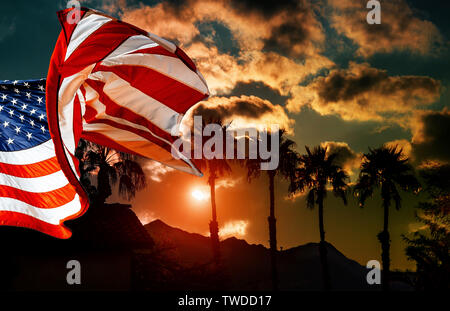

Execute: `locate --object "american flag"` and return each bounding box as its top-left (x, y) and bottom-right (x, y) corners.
top-left (43, 7), bottom-right (209, 237)
top-left (0, 79), bottom-right (82, 238)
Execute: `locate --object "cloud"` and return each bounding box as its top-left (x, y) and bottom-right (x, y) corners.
top-left (184, 41), bottom-right (333, 96)
top-left (329, 0), bottom-right (442, 57)
top-left (190, 95), bottom-right (295, 133)
top-left (116, 0), bottom-right (333, 96)
top-left (216, 177), bottom-right (241, 189)
top-left (320, 141), bottom-right (362, 175)
top-left (411, 109), bottom-right (450, 164)
top-left (286, 62), bottom-right (441, 122)
top-left (208, 220), bottom-right (249, 239)
top-left (143, 160), bottom-right (175, 182)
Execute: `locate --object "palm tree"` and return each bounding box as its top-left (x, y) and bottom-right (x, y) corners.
top-left (193, 122), bottom-right (232, 266)
top-left (289, 145), bottom-right (349, 291)
top-left (354, 145), bottom-right (420, 291)
top-left (76, 140), bottom-right (147, 205)
top-left (246, 130), bottom-right (298, 291)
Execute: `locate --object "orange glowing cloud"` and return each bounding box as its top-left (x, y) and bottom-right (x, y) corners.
top-left (208, 220), bottom-right (249, 239)
top-left (329, 0), bottom-right (442, 57)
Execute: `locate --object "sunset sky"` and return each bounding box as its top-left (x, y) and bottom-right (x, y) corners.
top-left (1, 0), bottom-right (449, 270)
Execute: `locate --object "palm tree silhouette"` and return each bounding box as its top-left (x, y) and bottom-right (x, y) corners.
top-left (194, 124), bottom-right (232, 266)
top-left (354, 145), bottom-right (420, 291)
top-left (289, 145), bottom-right (349, 291)
top-left (76, 140), bottom-right (147, 205)
top-left (246, 130), bottom-right (298, 291)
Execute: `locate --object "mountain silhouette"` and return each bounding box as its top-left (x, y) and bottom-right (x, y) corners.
top-left (146, 219), bottom-right (378, 290)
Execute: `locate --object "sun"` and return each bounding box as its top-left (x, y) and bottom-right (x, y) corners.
top-left (192, 189), bottom-right (208, 201)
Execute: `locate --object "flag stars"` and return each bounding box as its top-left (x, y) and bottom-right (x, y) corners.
top-left (24, 82), bottom-right (30, 88)
top-left (14, 88), bottom-right (19, 94)
top-left (26, 132), bottom-right (32, 140)
top-left (1, 94), bottom-right (6, 100)
top-left (14, 126), bottom-right (21, 134)
top-left (19, 115), bottom-right (24, 122)
top-left (3, 121), bottom-right (9, 128)
top-left (6, 138), bottom-right (14, 145)
top-left (40, 126), bottom-right (46, 133)
top-left (29, 109), bottom-right (37, 115)
top-left (8, 109), bottom-right (14, 117)
top-left (21, 103), bottom-right (28, 110)
top-left (11, 99), bottom-right (17, 105)
top-left (25, 92), bottom-right (31, 99)
top-left (38, 85), bottom-right (45, 91)
top-left (0, 106), bottom-right (3, 112)
top-left (37, 97), bottom-right (43, 104)
top-left (12, 80), bottom-right (18, 85)
top-left (38, 114), bottom-right (45, 121)
top-left (29, 120), bottom-right (35, 127)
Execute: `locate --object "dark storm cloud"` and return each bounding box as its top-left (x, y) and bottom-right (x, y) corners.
top-left (287, 62), bottom-right (441, 122)
top-left (412, 109), bottom-right (450, 163)
top-left (316, 65), bottom-right (440, 104)
top-left (193, 96), bottom-right (275, 121)
top-left (189, 95), bottom-right (294, 132)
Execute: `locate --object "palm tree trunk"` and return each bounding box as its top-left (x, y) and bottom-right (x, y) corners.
top-left (379, 200), bottom-right (391, 291)
top-left (318, 195), bottom-right (331, 290)
top-left (209, 177), bottom-right (220, 266)
top-left (268, 171), bottom-right (278, 291)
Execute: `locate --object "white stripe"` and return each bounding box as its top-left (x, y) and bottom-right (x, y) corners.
top-left (100, 53), bottom-right (209, 95)
top-left (106, 35), bottom-right (158, 59)
top-left (83, 83), bottom-right (161, 136)
top-left (0, 170), bottom-right (70, 193)
top-left (0, 140), bottom-right (54, 165)
top-left (147, 32), bottom-right (176, 53)
top-left (87, 71), bottom-right (181, 134)
top-left (82, 121), bottom-right (201, 176)
top-left (82, 122), bottom-right (147, 141)
top-left (65, 14), bottom-right (112, 61)
top-left (59, 64), bottom-right (96, 155)
top-left (0, 194), bottom-right (81, 225)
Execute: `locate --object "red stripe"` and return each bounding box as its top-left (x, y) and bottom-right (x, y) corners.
top-left (130, 45), bottom-right (178, 58)
top-left (80, 131), bottom-right (146, 158)
top-left (57, 8), bottom-right (88, 45)
top-left (84, 79), bottom-right (176, 142)
top-left (175, 46), bottom-right (197, 72)
top-left (0, 157), bottom-right (61, 178)
top-left (46, 27), bottom-right (89, 239)
top-left (59, 20), bottom-right (143, 78)
top-left (83, 105), bottom-right (174, 154)
top-left (93, 64), bottom-right (207, 113)
top-left (0, 184), bottom-right (76, 209)
top-left (0, 211), bottom-right (72, 239)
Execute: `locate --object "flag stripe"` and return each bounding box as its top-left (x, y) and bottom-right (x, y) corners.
top-left (0, 170), bottom-right (71, 193)
top-left (0, 183), bottom-right (76, 209)
top-left (106, 34), bottom-right (158, 58)
top-left (84, 75), bottom-right (181, 136)
top-left (97, 53), bottom-right (208, 101)
top-left (0, 194), bottom-right (81, 225)
top-left (0, 140), bottom-right (55, 165)
top-left (0, 211), bottom-right (72, 239)
top-left (0, 156), bottom-right (61, 178)
top-left (62, 21), bottom-right (143, 77)
top-left (65, 13), bottom-right (112, 61)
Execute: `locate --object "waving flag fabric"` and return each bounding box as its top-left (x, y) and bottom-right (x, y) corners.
top-left (45, 7), bottom-right (209, 231)
top-left (0, 80), bottom-right (83, 238)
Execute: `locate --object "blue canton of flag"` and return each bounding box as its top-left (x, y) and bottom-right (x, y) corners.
top-left (0, 79), bottom-right (49, 151)
top-left (0, 79), bottom-right (83, 239)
